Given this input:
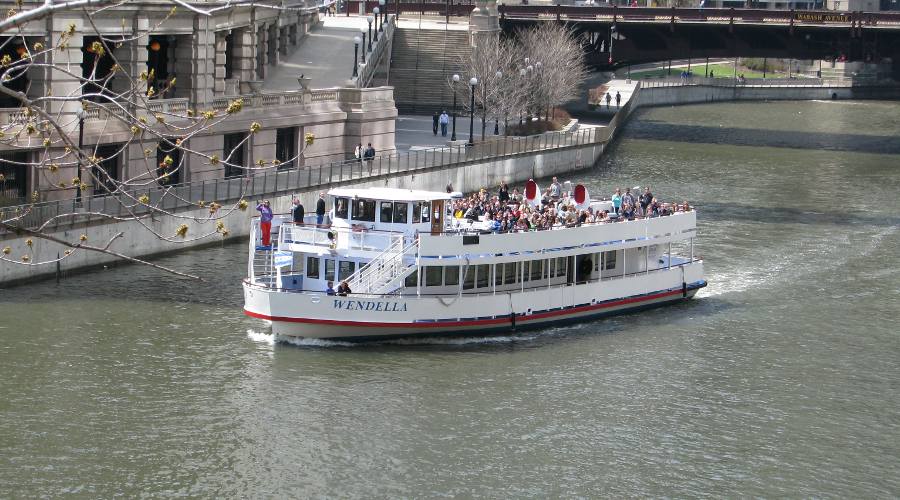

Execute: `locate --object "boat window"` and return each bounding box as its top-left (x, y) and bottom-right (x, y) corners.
top-left (530, 259), bottom-right (543, 281)
top-left (425, 266), bottom-right (442, 287)
top-left (325, 259), bottom-right (335, 281)
top-left (379, 202), bottom-right (393, 223)
top-left (603, 250), bottom-right (617, 270)
top-left (494, 266), bottom-right (503, 287)
top-left (522, 261), bottom-right (531, 282)
top-left (405, 269), bottom-right (418, 288)
top-left (413, 201), bottom-right (430, 223)
top-left (352, 198), bottom-right (376, 222)
top-left (306, 256), bottom-right (319, 279)
top-left (463, 266), bottom-right (475, 290)
top-left (444, 265), bottom-right (459, 286)
top-left (476, 264), bottom-right (490, 288)
top-left (556, 257), bottom-right (566, 277)
top-left (594, 252), bottom-right (601, 272)
top-left (334, 197), bottom-right (349, 219)
top-left (504, 262), bottom-right (518, 285)
top-left (549, 258), bottom-right (556, 278)
top-left (393, 202), bottom-right (408, 224)
top-left (338, 261), bottom-right (355, 281)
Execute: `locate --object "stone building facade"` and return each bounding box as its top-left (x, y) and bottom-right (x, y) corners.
top-left (0, 1), bottom-right (397, 204)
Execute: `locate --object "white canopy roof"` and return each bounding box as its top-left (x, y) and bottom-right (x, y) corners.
top-left (327, 187), bottom-right (452, 202)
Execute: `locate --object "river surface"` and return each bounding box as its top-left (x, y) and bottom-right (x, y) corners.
top-left (2, 100), bottom-right (899, 497)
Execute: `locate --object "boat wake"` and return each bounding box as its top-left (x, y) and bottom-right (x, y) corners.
top-left (246, 329), bottom-right (276, 345)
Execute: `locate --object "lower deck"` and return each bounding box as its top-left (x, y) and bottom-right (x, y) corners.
top-left (243, 260), bottom-right (706, 340)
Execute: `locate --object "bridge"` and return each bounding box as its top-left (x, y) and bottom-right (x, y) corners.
top-left (499, 6), bottom-right (900, 72)
top-left (350, 2), bottom-right (900, 74)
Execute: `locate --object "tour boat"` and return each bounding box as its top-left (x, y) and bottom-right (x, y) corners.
top-left (242, 184), bottom-right (706, 341)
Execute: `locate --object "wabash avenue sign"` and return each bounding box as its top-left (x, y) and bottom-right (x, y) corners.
top-left (794, 12), bottom-right (851, 23)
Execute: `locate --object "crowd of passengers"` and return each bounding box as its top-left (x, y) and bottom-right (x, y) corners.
top-left (449, 177), bottom-right (691, 233)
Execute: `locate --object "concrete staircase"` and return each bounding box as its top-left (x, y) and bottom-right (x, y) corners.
top-left (389, 28), bottom-right (472, 114)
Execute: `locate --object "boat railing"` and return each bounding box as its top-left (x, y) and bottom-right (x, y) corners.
top-left (347, 237), bottom-right (419, 295)
top-left (279, 222), bottom-right (405, 253)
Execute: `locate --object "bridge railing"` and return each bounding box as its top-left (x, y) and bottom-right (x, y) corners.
top-left (1, 126), bottom-right (608, 235)
top-left (497, 5), bottom-right (900, 26)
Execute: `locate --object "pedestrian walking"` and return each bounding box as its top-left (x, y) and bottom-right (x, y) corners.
top-left (364, 142), bottom-right (375, 173)
top-left (439, 110), bottom-right (449, 137)
top-left (432, 112), bottom-right (439, 136)
top-left (605, 92), bottom-right (611, 109)
top-left (354, 143), bottom-right (362, 164)
top-left (615, 91), bottom-right (621, 108)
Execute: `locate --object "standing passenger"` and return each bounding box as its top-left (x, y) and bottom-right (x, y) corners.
top-left (256, 200), bottom-right (273, 247)
top-left (316, 192), bottom-right (326, 226)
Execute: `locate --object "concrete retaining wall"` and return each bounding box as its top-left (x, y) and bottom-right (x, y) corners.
top-left (629, 83), bottom-right (900, 108)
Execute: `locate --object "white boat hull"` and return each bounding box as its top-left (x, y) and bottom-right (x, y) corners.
top-left (243, 263), bottom-right (706, 341)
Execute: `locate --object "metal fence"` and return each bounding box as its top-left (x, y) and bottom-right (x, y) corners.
top-left (1, 125), bottom-right (610, 235)
top-left (638, 76), bottom-right (827, 88)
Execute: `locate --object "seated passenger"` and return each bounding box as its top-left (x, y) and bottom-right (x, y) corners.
top-left (326, 281), bottom-right (336, 296)
top-left (337, 280), bottom-right (352, 296)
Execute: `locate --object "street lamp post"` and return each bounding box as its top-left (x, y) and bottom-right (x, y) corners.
top-left (373, 8), bottom-right (380, 42)
top-left (468, 77), bottom-right (478, 146)
top-left (535, 61), bottom-right (543, 120)
top-left (75, 107), bottom-right (86, 204)
top-left (367, 15), bottom-right (374, 51)
top-left (361, 28), bottom-right (367, 64)
top-left (379, 0), bottom-right (386, 29)
top-left (526, 64), bottom-right (533, 121)
top-left (519, 68), bottom-right (526, 125)
top-left (451, 74), bottom-right (459, 141)
top-left (352, 36), bottom-right (360, 77)
top-left (494, 70), bottom-right (502, 135)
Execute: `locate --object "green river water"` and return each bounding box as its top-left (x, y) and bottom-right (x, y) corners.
top-left (1, 100), bottom-right (899, 497)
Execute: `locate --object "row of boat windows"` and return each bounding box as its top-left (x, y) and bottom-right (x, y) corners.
top-left (334, 198), bottom-right (432, 224)
top-left (408, 250), bottom-right (622, 289)
top-left (303, 250), bottom-right (624, 285)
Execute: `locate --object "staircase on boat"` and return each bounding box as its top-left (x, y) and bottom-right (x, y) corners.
top-left (347, 236), bottom-right (419, 295)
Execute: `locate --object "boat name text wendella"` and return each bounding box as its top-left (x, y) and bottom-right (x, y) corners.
top-left (333, 299), bottom-right (409, 312)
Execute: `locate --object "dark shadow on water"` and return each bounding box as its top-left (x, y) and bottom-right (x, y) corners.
top-left (623, 120), bottom-right (900, 155)
top-left (698, 201), bottom-right (900, 228)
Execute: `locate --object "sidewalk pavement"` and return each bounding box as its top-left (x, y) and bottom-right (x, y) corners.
top-left (263, 16), bottom-right (371, 91)
top-left (589, 79), bottom-right (639, 116)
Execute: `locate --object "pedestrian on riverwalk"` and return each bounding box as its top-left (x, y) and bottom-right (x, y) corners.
top-left (354, 143), bottom-right (363, 164)
top-left (316, 192), bottom-right (326, 226)
top-left (256, 200), bottom-right (273, 247)
top-left (605, 92), bottom-right (611, 109)
top-left (616, 91), bottom-right (621, 108)
top-left (364, 143), bottom-right (375, 173)
top-left (439, 110), bottom-right (449, 137)
top-left (433, 112), bottom-right (440, 135)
